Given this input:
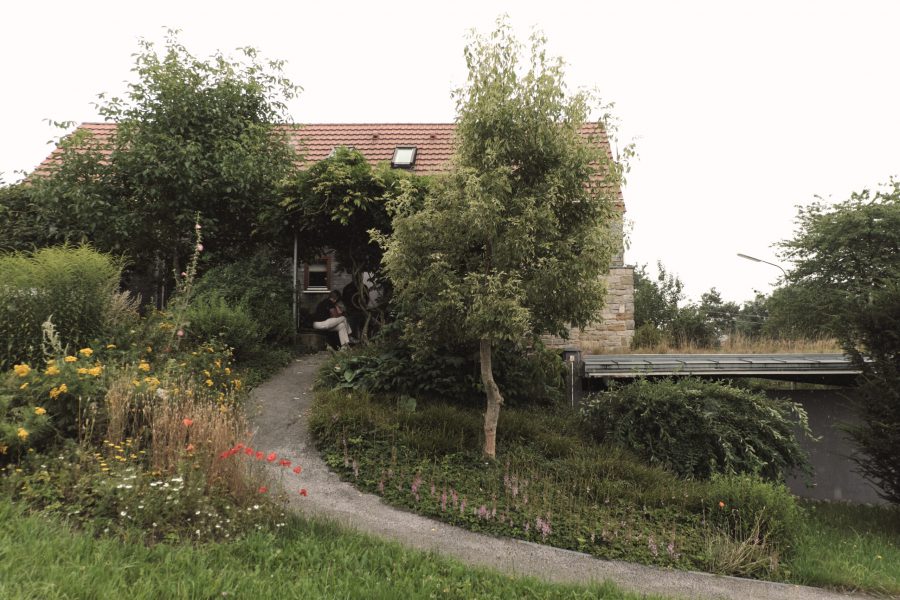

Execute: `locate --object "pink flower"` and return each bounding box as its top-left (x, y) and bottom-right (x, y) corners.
top-left (258, 486), bottom-right (268, 494)
top-left (185, 443), bottom-right (195, 453)
top-left (182, 418), bottom-right (193, 427)
top-left (181, 271), bottom-right (187, 277)
top-left (195, 223), bottom-right (202, 230)
top-left (177, 329), bottom-right (184, 337)
top-left (196, 244), bottom-right (204, 252)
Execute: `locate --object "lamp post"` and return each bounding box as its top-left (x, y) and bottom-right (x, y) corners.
top-left (736, 253), bottom-right (787, 278)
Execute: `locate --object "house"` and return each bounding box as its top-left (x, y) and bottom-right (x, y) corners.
top-left (36, 122), bottom-right (635, 352)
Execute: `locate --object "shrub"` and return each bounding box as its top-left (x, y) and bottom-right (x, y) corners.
top-left (317, 331), bottom-right (564, 406)
top-left (581, 378), bottom-right (812, 480)
top-left (185, 294), bottom-right (262, 359)
top-left (192, 251), bottom-right (293, 345)
top-left (0, 245), bottom-right (130, 371)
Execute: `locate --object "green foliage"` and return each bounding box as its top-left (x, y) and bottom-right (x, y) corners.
top-left (310, 388), bottom-right (803, 576)
top-left (0, 182), bottom-right (50, 252)
top-left (28, 32), bottom-right (300, 297)
top-left (185, 294), bottom-right (262, 360)
top-left (0, 499), bottom-right (655, 600)
top-left (581, 378), bottom-right (811, 481)
top-left (2, 441), bottom-right (279, 544)
top-left (384, 22), bottom-right (624, 350)
top-left (316, 334), bottom-right (565, 406)
top-left (779, 181), bottom-right (900, 503)
top-left (0, 245), bottom-right (128, 371)
top-left (192, 250), bottom-right (293, 344)
top-left (633, 262), bottom-right (683, 331)
top-left (275, 150), bottom-right (430, 338)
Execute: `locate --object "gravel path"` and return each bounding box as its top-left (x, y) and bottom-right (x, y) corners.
top-left (249, 353), bottom-right (871, 600)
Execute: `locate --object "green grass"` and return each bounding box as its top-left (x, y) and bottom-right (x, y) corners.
top-left (309, 389), bottom-right (900, 595)
top-left (0, 500), bottom-right (663, 600)
top-left (790, 501), bottom-right (900, 595)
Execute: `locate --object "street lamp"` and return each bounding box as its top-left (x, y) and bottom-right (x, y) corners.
top-left (736, 253), bottom-right (787, 278)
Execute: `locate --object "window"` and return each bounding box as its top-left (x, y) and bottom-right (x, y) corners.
top-left (302, 257), bottom-right (331, 292)
top-left (391, 146), bottom-right (417, 168)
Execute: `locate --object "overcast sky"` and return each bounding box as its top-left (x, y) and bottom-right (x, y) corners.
top-left (2, 1), bottom-right (898, 302)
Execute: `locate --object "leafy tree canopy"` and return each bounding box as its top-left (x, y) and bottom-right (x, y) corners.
top-left (779, 180), bottom-right (900, 502)
top-left (382, 19), bottom-right (630, 457)
top-left (28, 31), bottom-right (300, 297)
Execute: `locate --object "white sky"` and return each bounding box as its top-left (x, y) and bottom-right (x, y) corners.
top-left (2, 1), bottom-right (898, 302)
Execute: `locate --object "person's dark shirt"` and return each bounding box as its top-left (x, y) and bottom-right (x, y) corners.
top-left (314, 297), bottom-right (334, 322)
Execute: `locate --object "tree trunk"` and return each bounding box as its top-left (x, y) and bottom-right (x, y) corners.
top-left (480, 337), bottom-right (504, 459)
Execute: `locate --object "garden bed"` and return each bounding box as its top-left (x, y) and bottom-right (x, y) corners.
top-left (309, 389), bottom-right (900, 595)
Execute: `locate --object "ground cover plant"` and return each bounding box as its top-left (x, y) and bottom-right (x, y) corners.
top-left (310, 386), bottom-right (801, 578)
top-left (310, 380), bottom-right (900, 594)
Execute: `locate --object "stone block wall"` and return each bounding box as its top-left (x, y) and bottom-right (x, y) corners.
top-left (543, 266), bottom-right (635, 354)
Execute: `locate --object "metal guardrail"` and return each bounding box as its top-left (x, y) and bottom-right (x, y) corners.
top-left (583, 353), bottom-right (863, 379)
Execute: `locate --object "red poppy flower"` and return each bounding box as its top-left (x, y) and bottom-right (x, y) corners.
top-left (235, 443), bottom-right (244, 451)
top-left (258, 486), bottom-right (268, 494)
top-left (219, 450), bottom-right (229, 459)
top-left (279, 459), bottom-right (291, 467)
top-left (182, 418), bottom-right (194, 427)
top-left (267, 452), bottom-right (277, 462)
top-left (255, 451), bottom-right (264, 460)
top-left (185, 443), bottom-right (195, 453)
top-left (293, 466), bottom-right (302, 475)
top-left (244, 447), bottom-right (253, 456)
top-left (299, 488), bottom-right (308, 496)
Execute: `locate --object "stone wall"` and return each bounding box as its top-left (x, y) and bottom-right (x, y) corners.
top-left (543, 266), bottom-right (635, 354)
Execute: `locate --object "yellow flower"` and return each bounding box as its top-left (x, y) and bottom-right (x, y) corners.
top-left (0, 444), bottom-right (7, 455)
top-left (44, 365), bottom-right (60, 376)
top-left (138, 361), bottom-right (151, 372)
top-left (77, 367), bottom-right (89, 375)
top-left (13, 363), bottom-right (31, 377)
top-left (132, 379), bottom-right (140, 387)
top-left (78, 348), bottom-right (93, 357)
top-left (106, 344), bottom-right (117, 349)
top-left (143, 376), bottom-right (161, 388)
top-left (214, 359), bottom-right (222, 369)
top-left (49, 384), bottom-right (68, 399)
top-left (234, 380), bottom-right (242, 390)
top-left (146, 346), bottom-right (153, 353)
top-left (205, 379), bottom-right (214, 387)
top-left (224, 367), bottom-right (231, 375)
top-left (64, 356), bottom-right (78, 363)
top-left (19, 382), bottom-right (29, 390)
top-left (34, 407), bottom-right (46, 416)
top-left (87, 366), bottom-right (103, 377)
top-left (17, 428), bottom-right (28, 441)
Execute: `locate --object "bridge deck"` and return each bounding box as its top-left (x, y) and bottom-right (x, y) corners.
top-left (583, 353), bottom-right (861, 379)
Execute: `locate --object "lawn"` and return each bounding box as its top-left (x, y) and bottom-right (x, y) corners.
top-left (309, 389), bottom-right (900, 596)
top-left (0, 499), bottom-right (661, 600)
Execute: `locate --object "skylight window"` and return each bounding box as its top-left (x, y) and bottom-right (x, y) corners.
top-left (391, 146), bottom-right (417, 168)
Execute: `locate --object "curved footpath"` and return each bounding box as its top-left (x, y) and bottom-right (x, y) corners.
top-left (249, 354), bottom-right (871, 600)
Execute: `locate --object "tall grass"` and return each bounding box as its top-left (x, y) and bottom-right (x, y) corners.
top-left (608, 332), bottom-right (842, 355)
top-left (0, 245), bottom-right (132, 370)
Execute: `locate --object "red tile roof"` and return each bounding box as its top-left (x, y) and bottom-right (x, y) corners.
top-left (35, 122), bottom-right (623, 208)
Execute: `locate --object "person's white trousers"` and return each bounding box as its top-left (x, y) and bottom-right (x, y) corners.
top-left (313, 316), bottom-right (352, 346)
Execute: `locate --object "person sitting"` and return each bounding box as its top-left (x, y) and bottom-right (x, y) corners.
top-left (313, 290), bottom-right (353, 349)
